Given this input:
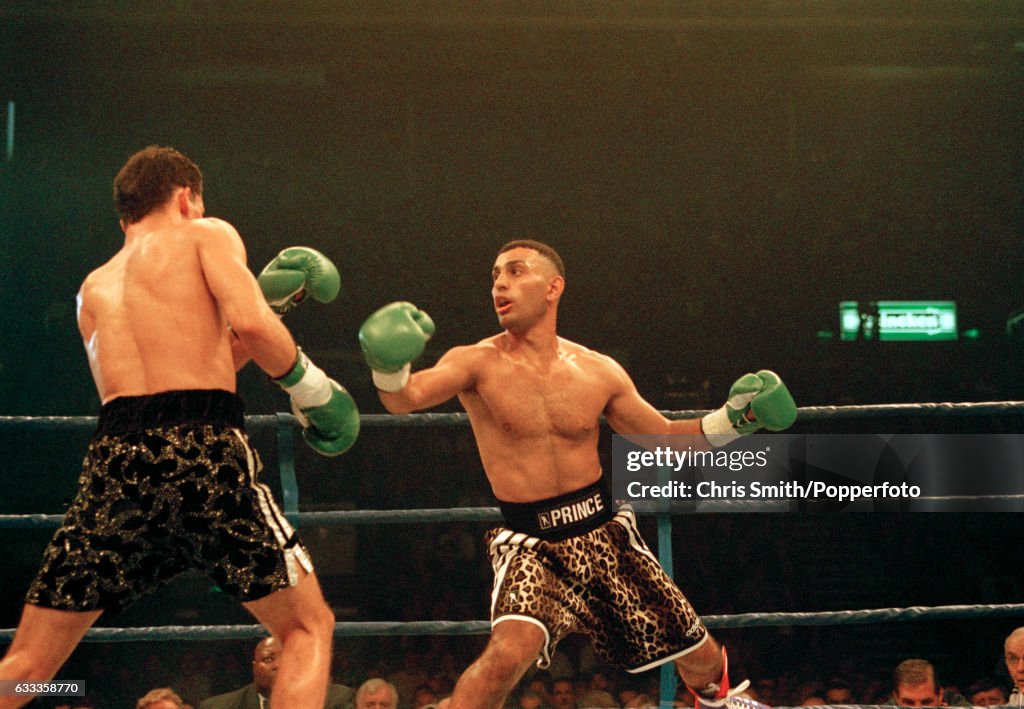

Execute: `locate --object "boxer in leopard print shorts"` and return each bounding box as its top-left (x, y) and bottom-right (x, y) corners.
top-left (359, 239), bottom-right (797, 709)
top-left (488, 476), bottom-right (706, 673)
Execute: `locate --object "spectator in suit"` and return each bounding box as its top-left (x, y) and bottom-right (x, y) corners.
top-left (199, 637), bottom-right (354, 709)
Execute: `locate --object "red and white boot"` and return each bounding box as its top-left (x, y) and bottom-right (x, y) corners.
top-left (689, 647), bottom-right (769, 709)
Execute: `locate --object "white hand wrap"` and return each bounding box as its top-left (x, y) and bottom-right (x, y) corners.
top-left (372, 363), bottom-right (411, 393)
top-left (275, 349), bottom-right (332, 409)
top-left (701, 406), bottom-right (742, 448)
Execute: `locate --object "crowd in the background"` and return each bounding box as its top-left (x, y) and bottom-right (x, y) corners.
top-left (25, 627), bottom-right (1024, 709)
top-left (10, 511), bottom-right (1022, 709)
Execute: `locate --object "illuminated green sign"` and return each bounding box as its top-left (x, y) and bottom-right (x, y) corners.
top-left (839, 301), bottom-right (958, 341)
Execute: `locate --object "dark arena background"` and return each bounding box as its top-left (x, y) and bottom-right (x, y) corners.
top-left (2, 2), bottom-right (1024, 708)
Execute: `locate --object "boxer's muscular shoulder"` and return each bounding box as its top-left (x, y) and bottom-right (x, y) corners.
top-left (190, 216), bottom-right (237, 233)
top-left (560, 339), bottom-right (626, 378)
top-left (181, 218), bottom-right (245, 263)
top-left (173, 217), bottom-right (241, 247)
top-left (441, 339), bottom-right (499, 372)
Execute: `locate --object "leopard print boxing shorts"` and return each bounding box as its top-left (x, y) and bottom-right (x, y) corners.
top-left (487, 505), bottom-right (708, 672)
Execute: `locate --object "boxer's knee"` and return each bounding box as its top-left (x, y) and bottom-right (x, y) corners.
top-left (676, 636), bottom-right (727, 693)
top-left (677, 636), bottom-right (723, 676)
top-left (478, 620), bottom-right (546, 682)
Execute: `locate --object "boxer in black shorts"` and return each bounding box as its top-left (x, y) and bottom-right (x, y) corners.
top-left (0, 147), bottom-right (357, 709)
top-left (27, 389), bottom-right (313, 612)
top-left (358, 240), bottom-right (798, 709)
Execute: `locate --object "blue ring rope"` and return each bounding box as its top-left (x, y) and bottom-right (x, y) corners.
top-left (1, 400), bottom-right (1022, 432)
top-left (4, 602), bottom-right (1024, 643)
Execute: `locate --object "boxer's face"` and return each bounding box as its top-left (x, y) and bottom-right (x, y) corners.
top-left (491, 247), bottom-right (562, 331)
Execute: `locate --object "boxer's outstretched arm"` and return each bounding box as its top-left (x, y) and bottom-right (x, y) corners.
top-left (601, 356), bottom-right (705, 438)
top-left (377, 345), bottom-right (479, 414)
top-left (605, 357), bottom-right (798, 448)
top-left (360, 301), bottom-right (481, 413)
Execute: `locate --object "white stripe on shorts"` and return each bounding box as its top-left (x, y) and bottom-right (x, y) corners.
top-left (232, 429), bottom-right (313, 584)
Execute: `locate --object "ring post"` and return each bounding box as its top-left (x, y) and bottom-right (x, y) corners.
top-left (276, 413), bottom-right (300, 527)
top-left (656, 464), bottom-right (678, 708)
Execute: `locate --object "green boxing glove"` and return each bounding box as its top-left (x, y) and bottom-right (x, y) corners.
top-left (273, 349), bottom-right (360, 456)
top-left (258, 246), bottom-right (341, 315)
top-left (358, 301), bottom-right (435, 392)
top-left (702, 370), bottom-right (797, 447)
